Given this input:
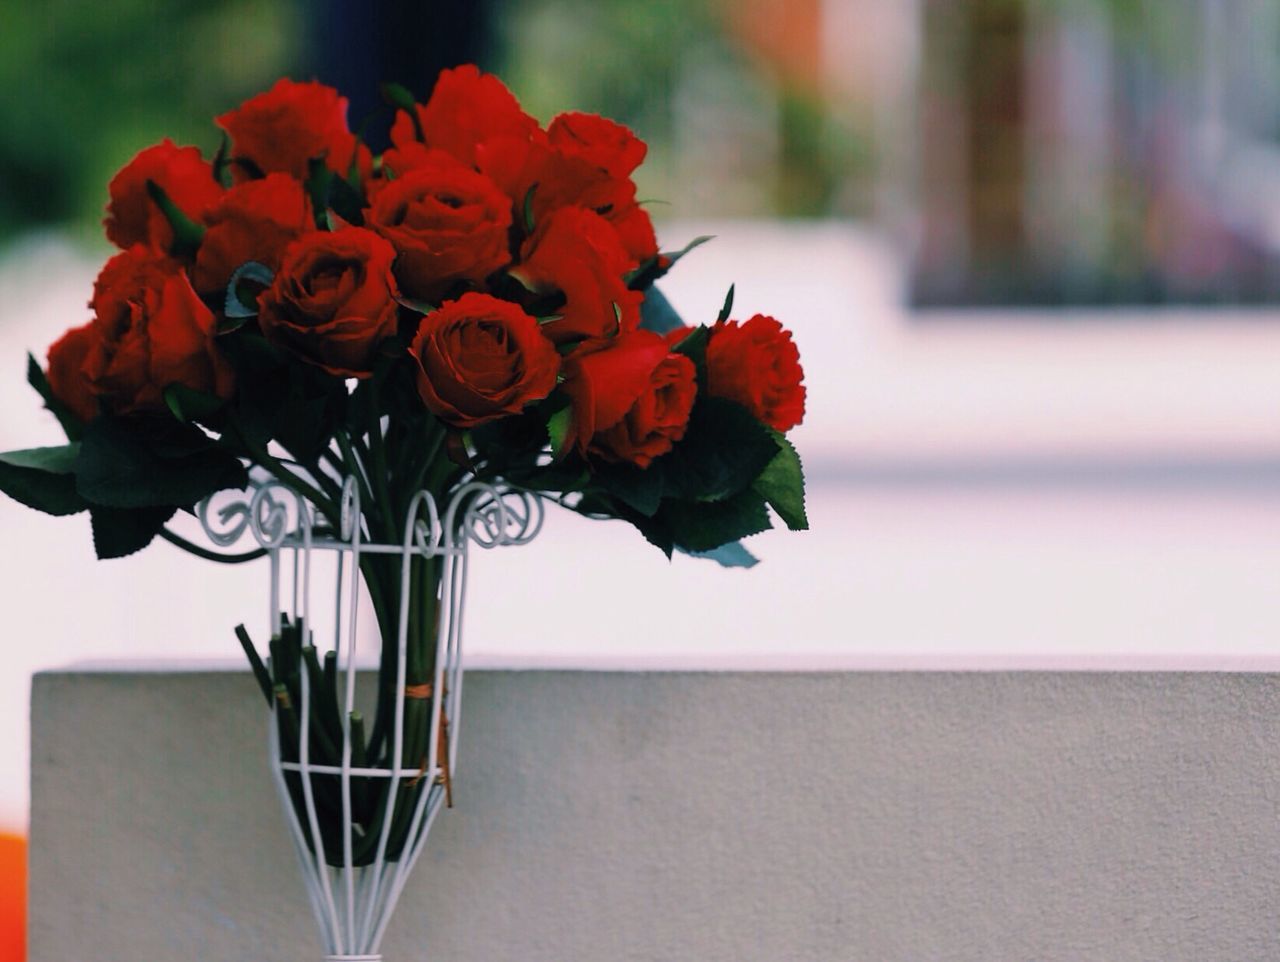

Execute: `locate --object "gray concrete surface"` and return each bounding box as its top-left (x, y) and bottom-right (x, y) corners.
top-left (28, 669), bottom-right (1280, 961)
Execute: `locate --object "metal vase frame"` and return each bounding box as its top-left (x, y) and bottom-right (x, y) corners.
top-left (198, 475), bottom-right (543, 961)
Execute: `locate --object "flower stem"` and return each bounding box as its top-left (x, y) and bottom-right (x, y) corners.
top-left (159, 527), bottom-right (268, 564)
top-left (367, 403), bottom-right (394, 535)
top-left (224, 417), bottom-right (340, 528)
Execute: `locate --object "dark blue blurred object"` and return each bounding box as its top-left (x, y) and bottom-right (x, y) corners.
top-left (307, 0), bottom-right (495, 153)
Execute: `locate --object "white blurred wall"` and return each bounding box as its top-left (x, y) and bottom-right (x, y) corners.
top-left (1, 221), bottom-right (1279, 830)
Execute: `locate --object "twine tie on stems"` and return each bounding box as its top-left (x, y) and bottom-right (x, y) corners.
top-left (405, 683), bottom-right (453, 805)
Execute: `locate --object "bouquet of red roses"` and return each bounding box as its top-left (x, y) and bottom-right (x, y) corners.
top-left (0, 64), bottom-right (806, 863)
top-left (1, 66), bottom-right (807, 953)
top-left (2, 65), bottom-right (805, 571)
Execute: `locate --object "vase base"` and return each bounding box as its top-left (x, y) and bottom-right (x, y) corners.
top-left (324, 956), bottom-right (381, 961)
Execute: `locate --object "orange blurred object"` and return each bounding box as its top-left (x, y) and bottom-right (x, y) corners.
top-left (721, 0), bottom-right (824, 94)
top-left (0, 835), bottom-right (24, 962)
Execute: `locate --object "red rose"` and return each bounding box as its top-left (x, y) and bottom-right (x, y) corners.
top-left (258, 228), bottom-right (399, 378)
top-left (378, 138), bottom-right (436, 180)
top-left (45, 323), bottom-right (101, 424)
top-left (104, 139), bottom-right (224, 251)
top-left (592, 352), bottom-right (696, 468)
top-left (476, 133), bottom-right (658, 267)
top-left (366, 152), bottom-right (513, 302)
top-left (608, 202), bottom-right (658, 267)
top-left (76, 246), bottom-right (233, 415)
top-left (562, 330), bottom-right (695, 467)
top-left (513, 207), bottom-right (642, 346)
top-left (408, 293), bottom-right (559, 427)
top-left (473, 110), bottom-right (658, 267)
top-left (192, 173), bottom-right (312, 296)
top-left (547, 112), bottom-right (647, 180)
top-left (217, 79), bottom-right (371, 182)
top-left (706, 314), bottom-right (805, 432)
top-left (388, 65), bottom-right (539, 168)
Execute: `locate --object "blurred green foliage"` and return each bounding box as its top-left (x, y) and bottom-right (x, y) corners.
top-left (0, 0), bottom-right (300, 246)
top-left (494, 0), bottom-right (715, 215)
top-left (494, 0), bottom-right (868, 218)
top-left (0, 0), bottom-right (863, 246)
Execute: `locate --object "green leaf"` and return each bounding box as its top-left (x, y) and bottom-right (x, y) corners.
top-left (0, 444), bottom-right (78, 473)
top-left (212, 132), bottom-right (232, 188)
top-left (670, 324), bottom-right (709, 383)
top-left (664, 234), bottom-right (715, 264)
top-left (327, 173), bottom-right (366, 226)
top-left (224, 261), bottom-right (275, 320)
top-left (271, 390), bottom-right (340, 463)
top-left (547, 405), bottom-right (573, 460)
top-left (230, 156), bottom-right (266, 181)
top-left (468, 406), bottom-right (554, 475)
top-left (28, 352), bottom-right (86, 441)
top-left (224, 332), bottom-right (295, 452)
top-left (381, 82), bottom-right (423, 141)
top-left (75, 417), bottom-right (247, 509)
top-left (716, 284), bottom-right (736, 324)
top-left (639, 285), bottom-right (684, 334)
top-left (304, 159), bottom-right (334, 230)
top-left (381, 81), bottom-right (418, 111)
top-left (753, 430), bottom-right (807, 531)
top-left (90, 504), bottom-right (177, 560)
top-left (619, 508), bottom-right (674, 557)
top-left (347, 149), bottom-right (363, 191)
top-left (0, 444), bottom-right (87, 516)
top-left (662, 489), bottom-right (772, 552)
top-left (595, 462), bottom-right (664, 517)
top-left (163, 384), bottom-right (227, 425)
top-left (507, 267), bottom-right (540, 293)
top-left (658, 397), bottom-right (779, 503)
top-left (626, 235), bottom-right (714, 291)
top-left (522, 183), bottom-right (538, 235)
top-left (395, 293), bottom-right (437, 315)
top-left (145, 179), bottom-right (206, 258)
top-left (218, 333), bottom-right (289, 450)
top-left (304, 155), bottom-right (365, 228)
top-left (679, 540), bottom-right (759, 568)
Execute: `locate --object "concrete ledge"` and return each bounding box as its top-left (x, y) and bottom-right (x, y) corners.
top-left (29, 670), bottom-right (1280, 961)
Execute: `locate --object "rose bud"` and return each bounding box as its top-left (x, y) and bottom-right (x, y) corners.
top-left (512, 206), bottom-right (642, 346)
top-left (388, 65), bottom-right (539, 169)
top-left (547, 112), bottom-right (648, 180)
top-left (706, 314), bottom-right (805, 432)
top-left (192, 173), bottom-right (312, 297)
top-left (591, 354), bottom-right (696, 468)
top-left (606, 202), bottom-right (658, 268)
top-left (562, 329), bottom-right (696, 468)
top-left (104, 139), bottom-right (224, 251)
top-left (409, 293), bottom-right (559, 428)
top-left (366, 153), bottom-right (512, 302)
top-left (45, 322), bottom-right (102, 424)
top-left (74, 246), bottom-right (233, 415)
top-left (258, 228), bottom-right (399, 378)
top-left (476, 128), bottom-right (657, 269)
top-left (543, 114), bottom-right (657, 264)
top-left (217, 79), bottom-right (371, 182)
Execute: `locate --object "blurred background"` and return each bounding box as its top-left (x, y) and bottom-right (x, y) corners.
top-left (13, 0), bottom-right (1280, 302)
top-left (3, 2), bottom-right (1280, 956)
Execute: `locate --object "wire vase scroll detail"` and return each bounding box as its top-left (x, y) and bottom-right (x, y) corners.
top-left (198, 476), bottom-right (543, 961)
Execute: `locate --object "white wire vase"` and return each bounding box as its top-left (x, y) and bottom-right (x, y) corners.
top-left (198, 474), bottom-right (543, 961)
